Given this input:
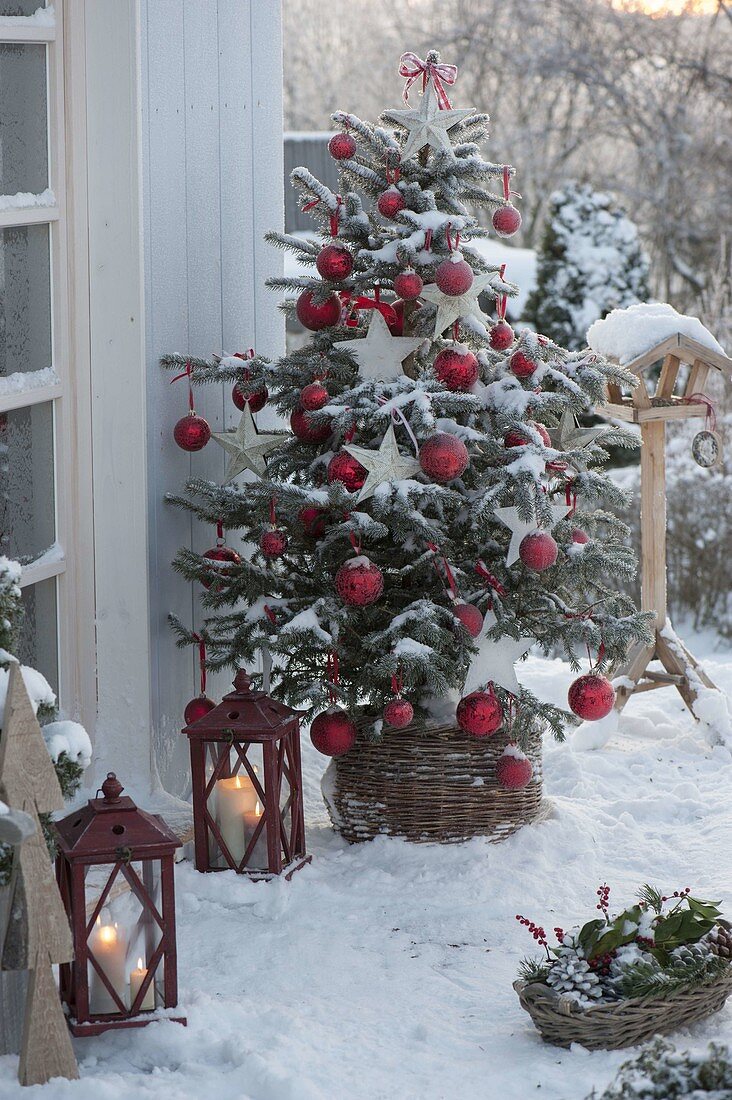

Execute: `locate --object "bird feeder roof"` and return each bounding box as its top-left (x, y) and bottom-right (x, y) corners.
top-left (610, 333), bottom-right (732, 378)
top-left (182, 669), bottom-right (303, 742)
top-left (54, 773), bottom-right (181, 862)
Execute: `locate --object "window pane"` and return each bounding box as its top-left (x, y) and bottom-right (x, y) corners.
top-left (17, 576), bottom-right (58, 697)
top-left (0, 223), bottom-right (52, 377)
top-left (0, 42), bottom-right (48, 195)
top-left (0, 400), bottom-right (55, 561)
top-left (0, 2), bottom-right (46, 14)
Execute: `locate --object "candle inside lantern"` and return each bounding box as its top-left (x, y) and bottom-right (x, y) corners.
top-left (215, 773), bottom-right (259, 864)
top-left (129, 956), bottom-right (155, 1011)
top-left (242, 800), bottom-right (269, 870)
top-left (89, 916), bottom-right (127, 1014)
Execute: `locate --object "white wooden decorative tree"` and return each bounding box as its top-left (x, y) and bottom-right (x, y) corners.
top-left (0, 663), bottom-right (78, 1086)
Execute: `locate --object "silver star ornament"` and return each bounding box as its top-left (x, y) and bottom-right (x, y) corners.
top-left (462, 610), bottom-right (536, 697)
top-left (386, 83), bottom-right (474, 161)
top-left (549, 408), bottom-right (610, 455)
top-left (333, 310), bottom-right (422, 384)
top-left (344, 423), bottom-right (421, 503)
top-left (494, 503), bottom-right (572, 566)
top-left (419, 271), bottom-right (495, 337)
top-left (211, 404), bottom-right (281, 482)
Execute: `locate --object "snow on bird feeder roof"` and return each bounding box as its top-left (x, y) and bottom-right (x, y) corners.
top-left (588, 302), bottom-right (729, 373)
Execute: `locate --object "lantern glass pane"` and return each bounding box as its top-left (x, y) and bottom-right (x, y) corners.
top-left (206, 741), bottom-right (267, 870)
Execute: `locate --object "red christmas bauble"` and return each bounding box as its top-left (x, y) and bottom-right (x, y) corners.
top-left (456, 691), bottom-right (504, 737)
top-left (419, 432), bottom-right (469, 483)
top-left (202, 545), bottom-right (241, 590)
top-left (300, 382), bottom-right (329, 411)
top-left (184, 695), bottom-right (216, 725)
top-left (174, 412), bottom-right (211, 452)
top-left (316, 243), bottom-right (353, 281)
top-left (504, 421), bottom-right (551, 448)
top-left (327, 450), bottom-right (367, 493)
top-left (519, 531), bottom-right (558, 572)
top-left (453, 602), bottom-right (484, 638)
top-left (383, 698), bottom-right (414, 729)
top-left (434, 347), bottom-right (479, 392)
top-left (509, 350), bottom-right (538, 379)
top-left (335, 557), bottom-right (384, 606)
top-left (310, 707), bottom-right (357, 756)
top-left (493, 204), bottom-right (522, 238)
top-left (490, 320), bottom-right (515, 351)
top-left (291, 407), bottom-right (333, 443)
top-left (299, 506), bottom-right (327, 539)
top-left (434, 257), bottom-right (474, 296)
top-left (572, 528), bottom-right (589, 545)
top-left (568, 673), bottom-right (616, 721)
top-left (232, 384), bottom-right (268, 412)
top-left (377, 187), bottom-right (405, 219)
top-left (260, 529), bottom-right (288, 558)
top-left (386, 298), bottom-right (420, 336)
top-left (328, 132), bottom-right (356, 160)
top-left (495, 750), bottom-right (533, 789)
top-left (296, 289), bottom-right (341, 331)
top-left (393, 271), bottom-right (423, 301)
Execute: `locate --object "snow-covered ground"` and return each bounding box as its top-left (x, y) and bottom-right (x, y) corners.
top-left (3, 628), bottom-right (732, 1099)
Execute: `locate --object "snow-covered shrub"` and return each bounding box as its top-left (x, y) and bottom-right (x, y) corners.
top-left (589, 1038), bottom-right (732, 1099)
top-left (525, 183), bottom-right (649, 350)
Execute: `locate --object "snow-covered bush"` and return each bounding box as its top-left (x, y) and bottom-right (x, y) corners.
top-left (525, 183), bottom-right (649, 350)
top-left (589, 1038), bottom-right (732, 1099)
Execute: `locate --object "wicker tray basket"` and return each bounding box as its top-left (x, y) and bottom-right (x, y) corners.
top-left (514, 966), bottom-right (732, 1050)
top-left (321, 717), bottom-right (546, 844)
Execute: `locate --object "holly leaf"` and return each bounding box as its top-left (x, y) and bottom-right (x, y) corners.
top-left (577, 919), bottom-right (606, 956)
top-left (686, 897), bottom-right (722, 921)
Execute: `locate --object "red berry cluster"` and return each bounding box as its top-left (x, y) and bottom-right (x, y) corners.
top-left (661, 887), bottom-right (692, 902)
top-left (596, 883), bottom-right (611, 916)
top-left (553, 926), bottom-right (565, 944)
top-left (636, 934), bottom-right (655, 948)
top-left (515, 914), bottom-right (547, 947)
top-left (588, 951), bottom-right (616, 977)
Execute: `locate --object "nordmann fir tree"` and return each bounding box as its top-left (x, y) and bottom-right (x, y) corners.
top-left (163, 51), bottom-right (652, 778)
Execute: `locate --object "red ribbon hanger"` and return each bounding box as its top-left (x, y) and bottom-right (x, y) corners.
top-left (190, 633), bottom-right (207, 697)
top-left (496, 263), bottom-right (508, 321)
top-left (338, 292), bottom-right (398, 329)
top-left (475, 560), bottom-right (507, 596)
top-left (327, 649), bottom-right (340, 704)
top-left (683, 392), bottom-right (717, 432)
top-left (398, 51), bottom-right (458, 110)
top-left (170, 359), bottom-right (195, 412)
top-left (427, 542), bottom-right (459, 600)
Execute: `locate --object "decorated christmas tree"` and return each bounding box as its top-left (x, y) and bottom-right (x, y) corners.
top-left (163, 51), bottom-right (651, 772)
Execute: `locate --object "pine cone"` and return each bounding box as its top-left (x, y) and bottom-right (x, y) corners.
top-left (708, 920), bottom-right (732, 960)
top-left (669, 943), bottom-right (710, 970)
top-left (547, 950), bottom-right (603, 1005)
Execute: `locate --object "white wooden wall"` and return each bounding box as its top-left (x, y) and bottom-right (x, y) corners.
top-left (141, 0), bottom-right (285, 795)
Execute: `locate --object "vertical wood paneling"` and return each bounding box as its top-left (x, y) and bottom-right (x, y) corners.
top-left (142, 0), bottom-right (285, 795)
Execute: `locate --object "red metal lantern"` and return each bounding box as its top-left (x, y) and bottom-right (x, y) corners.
top-left (54, 773), bottom-right (184, 1036)
top-left (183, 669), bottom-right (308, 877)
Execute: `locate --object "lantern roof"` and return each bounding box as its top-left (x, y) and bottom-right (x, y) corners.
top-left (182, 669), bottom-right (303, 742)
top-left (54, 773), bottom-right (181, 861)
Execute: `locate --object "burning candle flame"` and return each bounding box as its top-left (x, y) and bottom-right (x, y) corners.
top-left (255, 801), bottom-right (262, 817)
top-left (137, 957), bottom-right (144, 970)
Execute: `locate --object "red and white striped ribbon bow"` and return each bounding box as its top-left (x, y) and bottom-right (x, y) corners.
top-left (398, 52), bottom-right (458, 110)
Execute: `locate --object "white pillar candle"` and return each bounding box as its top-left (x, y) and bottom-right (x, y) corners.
top-left (129, 957), bottom-right (155, 1011)
top-left (89, 918), bottom-right (127, 1014)
top-left (242, 801), bottom-right (269, 870)
top-left (215, 774), bottom-right (259, 864)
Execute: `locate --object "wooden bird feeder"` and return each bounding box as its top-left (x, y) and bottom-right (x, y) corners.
top-left (598, 332), bottom-right (732, 718)
top-left (183, 669), bottom-right (308, 878)
top-left (54, 773), bottom-right (185, 1036)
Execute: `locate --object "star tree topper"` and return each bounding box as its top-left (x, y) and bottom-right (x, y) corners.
top-left (494, 502), bottom-right (572, 566)
top-left (462, 610), bottom-right (536, 696)
top-left (211, 404), bottom-right (281, 482)
top-left (333, 310), bottom-right (422, 384)
top-left (419, 271), bottom-right (495, 337)
top-left (344, 423), bottom-right (421, 503)
top-left (386, 82), bottom-right (474, 161)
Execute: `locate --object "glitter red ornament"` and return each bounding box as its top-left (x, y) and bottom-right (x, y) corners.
top-left (183, 695), bottom-right (216, 725)
top-left (434, 256), bottom-right (474, 296)
top-left (328, 132), bottom-right (356, 160)
top-left (572, 528), bottom-right (590, 545)
top-left (519, 531), bottom-right (558, 572)
top-left (433, 347), bottom-right (479, 392)
top-left (296, 289), bottom-right (341, 331)
top-left (419, 432), bottom-right (469, 483)
top-left (504, 422), bottom-right (551, 448)
top-left (201, 545), bottom-right (241, 590)
top-left (568, 673), bottom-right (616, 721)
top-left (456, 690), bottom-right (504, 737)
top-left (300, 381), bottom-right (329, 411)
top-left (493, 203), bottom-right (522, 238)
top-left (509, 350), bottom-right (538, 379)
top-left (383, 698), bottom-right (414, 729)
top-left (174, 412), bottom-right (211, 452)
top-left (490, 320), bottom-right (514, 351)
top-left (393, 270), bottom-right (423, 301)
top-left (335, 556), bottom-right (384, 606)
top-left (377, 186), bottom-right (405, 219)
top-left (495, 749), bottom-right (533, 789)
top-left (327, 450), bottom-right (367, 493)
top-left (316, 243), bottom-right (353, 281)
top-left (453, 602), bottom-right (484, 638)
top-left (260, 529), bottom-right (288, 559)
top-left (299, 506), bottom-right (327, 539)
top-left (310, 707), bottom-right (357, 756)
top-left (291, 406), bottom-right (333, 443)
top-left (232, 384), bottom-right (268, 412)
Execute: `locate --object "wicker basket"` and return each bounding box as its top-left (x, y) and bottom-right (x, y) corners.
top-left (514, 967), bottom-right (732, 1050)
top-left (321, 717), bottom-right (546, 844)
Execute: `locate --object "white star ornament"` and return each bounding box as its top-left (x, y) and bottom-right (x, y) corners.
top-left (386, 83), bottom-right (474, 161)
top-left (462, 610), bottom-right (536, 697)
top-left (333, 310), bottom-right (422, 384)
top-left (419, 271), bottom-right (495, 337)
top-left (211, 404), bottom-right (281, 482)
top-left (344, 423), bottom-right (421, 503)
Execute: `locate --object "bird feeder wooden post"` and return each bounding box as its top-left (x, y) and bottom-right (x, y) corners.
top-left (598, 333), bottom-right (732, 719)
top-left (183, 669), bottom-right (309, 879)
